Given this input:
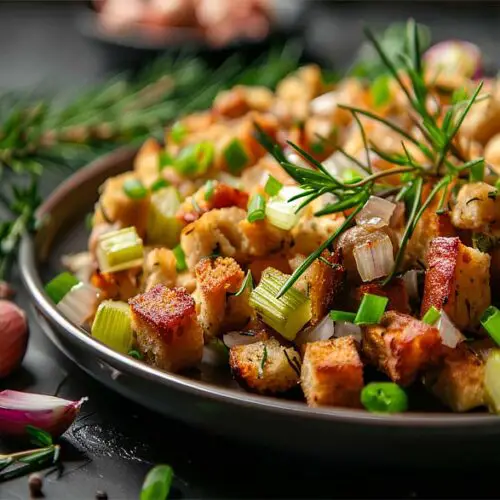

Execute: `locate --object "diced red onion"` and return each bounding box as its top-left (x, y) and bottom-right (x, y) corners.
top-left (334, 321), bottom-right (362, 342)
top-left (295, 315), bottom-right (335, 345)
top-left (437, 311), bottom-right (465, 348)
top-left (223, 331), bottom-right (260, 348)
top-left (424, 40), bottom-right (482, 79)
top-left (0, 390), bottom-right (87, 438)
top-left (353, 233), bottom-right (395, 282)
top-left (57, 283), bottom-right (100, 327)
top-left (356, 196), bottom-right (396, 229)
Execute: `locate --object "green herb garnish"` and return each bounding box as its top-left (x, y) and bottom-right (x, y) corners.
top-left (123, 178), bottom-right (148, 200)
top-left (140, 464), bottom-right (174, 500)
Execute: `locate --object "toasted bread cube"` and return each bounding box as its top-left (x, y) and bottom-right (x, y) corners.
top-left (195, 257), bottom-right (249, 340)
top-left (129, 284), bottom-right (203, 372)
top-left (229, 338), bottom-right (301, 395)
top-left (451, 182), bottom-right (500, 232)
top-left (142, 248), bottom-right (177, 291)
top-left (134, 138), bottom-right (162, 188)
top-left (94, 172), bottom-right (150, 237)
top-left (301, 337), bottom-right (364, 408)
top-left (354, 278), bottom-right (410, 314)
top-left (405, 181), bottom-right (456, 265)
top-left (362, 311), bottom-right (443, 386)
top-left (421, 237), bottom-right (491, 331)
top-left (424, 345), bottom-right (486, 412)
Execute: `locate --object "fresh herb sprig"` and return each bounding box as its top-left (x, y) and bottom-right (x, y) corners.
top-left (0, 426), bottom-right (59, 482)
top-left (256, 20), bottom-right (487, 297)
top-left (0, 44), bottom-right (301, 282)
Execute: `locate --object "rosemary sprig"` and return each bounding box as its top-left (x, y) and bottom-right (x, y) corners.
top-left (256, 19), bottom-right (488, 295)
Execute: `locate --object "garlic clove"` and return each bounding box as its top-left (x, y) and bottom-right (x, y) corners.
top-left (0, 390), bottom-right (87, 438)
top-left (0, 300), bottom-right (29, 378)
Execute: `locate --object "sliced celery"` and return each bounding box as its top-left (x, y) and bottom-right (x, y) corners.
top-left (146, 186), bottom-right (182, 248)
top-left (249, 267), bottom-right (311, 340)
top-left (485, 349), bottom-right (500, 414)
top-left (91, 300), bottom-right (134, 354)
top-left (96, 227), bottom-right (144, 273)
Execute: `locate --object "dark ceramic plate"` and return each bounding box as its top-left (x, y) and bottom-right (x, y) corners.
top-left (20, 149), bottom-right (500, 465)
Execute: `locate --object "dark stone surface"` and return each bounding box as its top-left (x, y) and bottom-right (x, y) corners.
top-left (2, 1), bottom-right (500, 498)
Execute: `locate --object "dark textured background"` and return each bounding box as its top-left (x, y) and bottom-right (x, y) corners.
top-left (2, 1), bottom-right (500, 498)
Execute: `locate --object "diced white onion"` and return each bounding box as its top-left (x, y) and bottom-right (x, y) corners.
top-left (223, 331), bottom-right (260, 348)
top-left (402, 269), bottom-right (420, 301)
top-left (322, 151), bottom-right (366, 180)
top-left (353, 233), bottom-right (395, 282)
top-left (295, 315), bottom-right (335, 345)
top-left (62, 252), bottom-right (94, 283)
top-left (310, 91), bottom-right (338, 116)
top-left (57, 283), bottom-right (99, 327)
top-left (356, 196), bottom-right (396, 229)
top-left (217, 171), bottom-right (243, 189)
top-left (437, 311), bottom-right (465, 348)
top-left (334, 321), bottom-right (362, 342)
top-left (265, 186), bottom-right (305, 230)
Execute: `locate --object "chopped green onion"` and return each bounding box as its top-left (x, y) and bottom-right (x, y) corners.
top-left (204, 180), bottom-right (215, 201)
top-left (140, 464), bottom-right (174, 500)
top-left (151, 178), bottom-right (169, 192)
top-left (249, 268), bottom-right (311, 340)
top-left (247, 194), bottom-right (266, 223)
top-left (159, 151), bottom-right (173, 171)
top-left (147, 186), bottom-right (182, 248)
top-left (91, 300), bottom-right (134, 354)
top-left (469, 159), bottom-right (485, 182)
top-left (175, 142), bottom-right (214, 176)
top-left (223, 138), bottom-right (249, 174)
top-left (343, 169), bottom-right (364, 184)
top-left (45, 272), bottom-right (80, 304)
top-left (170, 121), bottom-right (186, 144)
top-left (96, 227), bottom-right (144, 273)
top-left (354, 293), bottom-right (388, 325)
top-left (422, 305), bottom-right (441, 325)
top-left (264, 175), bottom-right (283, 196)
top-left (173, 244), bottom-right (187, 272)
top-left (485, 350), bottom-right (500, 413)
top-left (232, 270), bottom-right (253, 297)
top-left (258, 345), bottom-right (268, 379)
top-left (128, 349), bottom-right (143, 360)
top-left (329, 310), bottom-right (357, 323)
top-left (361, 382), bottom-right (408, 413)
top-left (481, 306), bottom-right (500, 345)
top-left (451, 87), bottom-right (469, 105)
top-left (123, 178), bottom-right (148, 200)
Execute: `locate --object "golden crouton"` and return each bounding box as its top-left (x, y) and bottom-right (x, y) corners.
top-left (129, 284), bottom-right (203, 372)
top-left (229, 338), bottom-right (301, 395)
top-left (180, 207), bottom-right (291, 270)
top-left (305, 251), bottom-right (345, 325)
top-left (195, 257), bottom-right (249, 340)
top-left (213, 85), bottom-right (274, 118)
top-left (362, 311), bottom-right (443, 386)
top-left (405, 181), bottom-right (456, 266)
top-left (354, 278), bottom-right (410, 315)
top-left (421, 237), bottom-right (491, 331)
top-left (94, 172), bottom-right (150, 237)
top-left (176, 182), bottom-right (249, 224)
top-left (134, 138), bottom-right (162, 188)
top-left (424, 345), bottom-right (486, 412)
top-left (91, 268), bottom-right (141, 301)
top-left (142, 248), bottom-right (177, 291)
top-left (451, 182), bottom-right (500, 233)
top-left (301, 337), bottom-right (364, 408)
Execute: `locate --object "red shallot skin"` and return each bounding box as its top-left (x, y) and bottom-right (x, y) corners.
top-left (0, 301), bottom-right (29, 378)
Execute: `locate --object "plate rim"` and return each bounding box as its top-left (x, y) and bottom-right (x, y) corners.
top-left (19, 148), bottom-right (500, 429)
